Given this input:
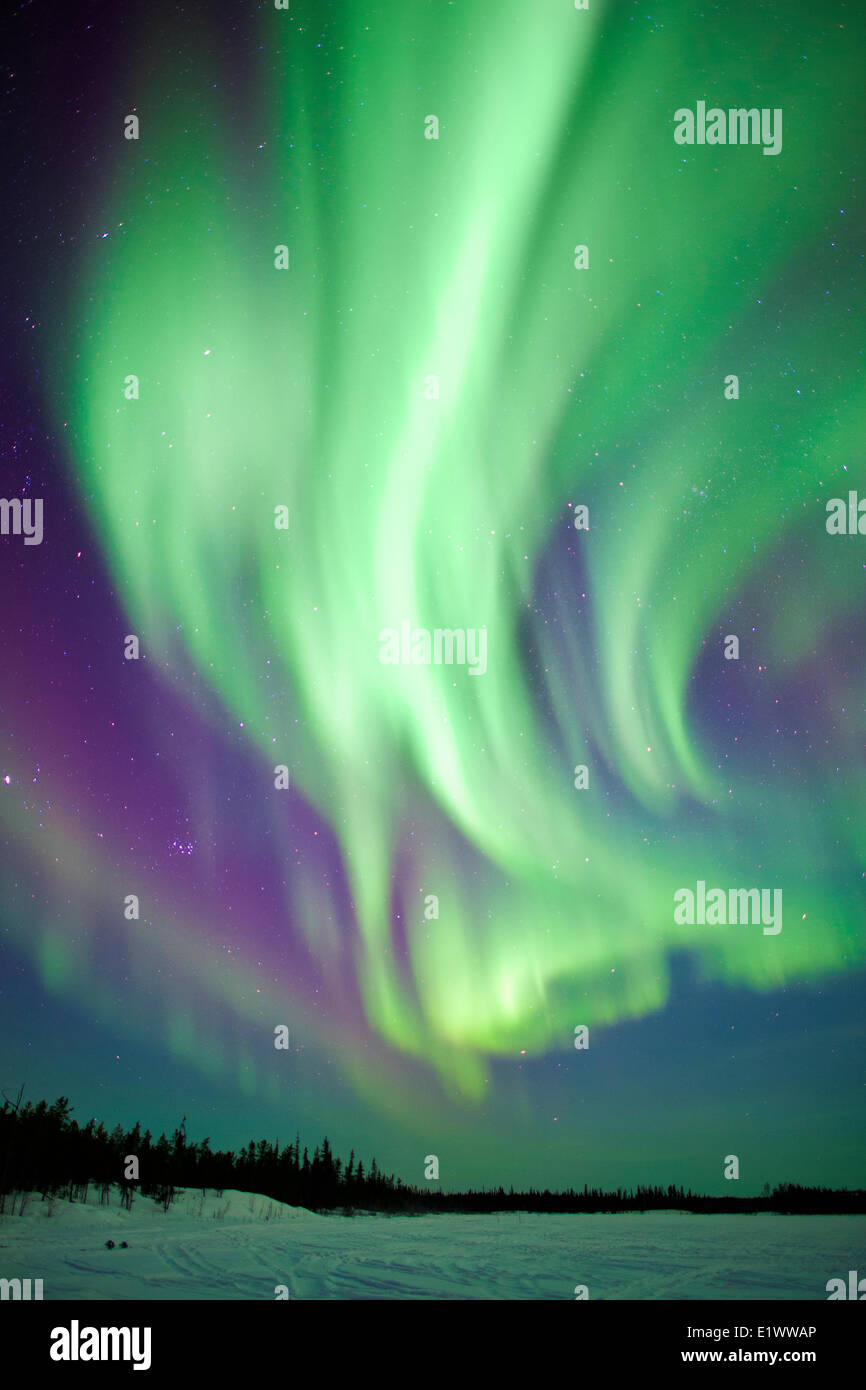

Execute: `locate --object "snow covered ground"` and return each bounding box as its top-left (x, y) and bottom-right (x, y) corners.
top-left (1, 1188), bottom-right (863, 1299)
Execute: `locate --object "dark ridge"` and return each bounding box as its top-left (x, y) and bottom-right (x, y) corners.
top-left (2, 1094), bottom-right (864, 1215)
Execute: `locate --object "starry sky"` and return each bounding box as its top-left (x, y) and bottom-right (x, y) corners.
top-left (1, 0), bottom-right (865, 1195)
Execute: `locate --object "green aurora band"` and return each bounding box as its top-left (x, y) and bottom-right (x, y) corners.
top-left (43, 2), bottom-right (866, 1098)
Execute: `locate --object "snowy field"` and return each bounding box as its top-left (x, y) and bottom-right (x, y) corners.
top-left (1, 1188), bottom-right (863, 1300)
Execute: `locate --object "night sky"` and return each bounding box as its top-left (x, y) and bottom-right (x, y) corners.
top-left (1, 0), bottom-right (865, 1196)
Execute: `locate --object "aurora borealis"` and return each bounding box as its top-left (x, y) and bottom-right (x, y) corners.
top-left (2, 0), bottom-right (865, 1194)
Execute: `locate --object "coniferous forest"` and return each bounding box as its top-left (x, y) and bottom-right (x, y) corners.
top-left (1, 1094), bottom-right (864, 1216)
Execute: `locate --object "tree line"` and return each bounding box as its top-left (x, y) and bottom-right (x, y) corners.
top-left (1, 1094), bottom-right (863, 1214)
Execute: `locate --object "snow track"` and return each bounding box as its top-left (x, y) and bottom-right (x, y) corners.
top-left (1, 1189), bottom-right (862, 1299)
